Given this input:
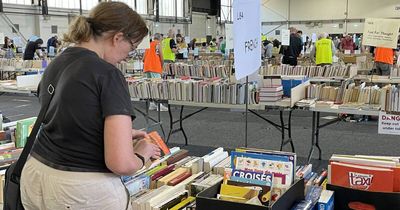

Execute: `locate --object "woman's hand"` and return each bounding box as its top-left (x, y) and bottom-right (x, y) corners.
top-left (132, 129), bottom-right (148, 140)
top-left (133, 140), bottom-right (161, 162)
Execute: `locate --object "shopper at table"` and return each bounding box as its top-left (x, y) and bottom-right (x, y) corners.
top-left (310, 33), bottom-right (336, 66)
top-left (23, 38), bottom-right (43, 60)
top-left (143, 33), bottom-right (168, 111)
top-left (374, 47), bottom-right (395, 76)
top-left (161, 29), bottom-right (177, 63)
top-left (340, 34), bottom-right (356, 53)
top-left (280, 27), bottom-right (303, 66)
top-left (3, 36), bottom-right (16, 59)
top-left (20, 2), bottom-right (160, 210)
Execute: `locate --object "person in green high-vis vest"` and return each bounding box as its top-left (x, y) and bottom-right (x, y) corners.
top-left (162, 29), bottom-right (177, 63)
top-left (310, 33), bottom-right (336, 66)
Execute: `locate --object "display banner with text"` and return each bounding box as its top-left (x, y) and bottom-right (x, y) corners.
top-left (363, 18), bottom-right (400, 49)
top-left (233, 0), bottom-right (261, 80)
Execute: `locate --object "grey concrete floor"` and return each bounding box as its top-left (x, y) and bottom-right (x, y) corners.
top-left (1, 93), bottom-right (399, 172)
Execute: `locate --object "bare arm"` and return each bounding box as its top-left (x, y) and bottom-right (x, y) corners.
top-left (104, 115), bottom-right (160, 176)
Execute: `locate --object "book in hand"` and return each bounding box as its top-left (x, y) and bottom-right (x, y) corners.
top-left (147, 131), bottom-right (170, 155)
top-left (330, 161), bottom-right (394, 192)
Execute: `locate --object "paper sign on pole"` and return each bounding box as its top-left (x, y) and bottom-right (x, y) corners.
top-left (363, 18), bottom-right (400, 49)
top-left (225, 24), bottom-right (234, 50)
top-left (233, 0), bottom-right (261, 80)
top-left (137, 34), bottom-right (150, 49)
top-left (311, 33), bottom-right (317, 43)
top-left (281, 29), bottom-right (290, 46)
top-left (378, 111), bottom-right (400, 135)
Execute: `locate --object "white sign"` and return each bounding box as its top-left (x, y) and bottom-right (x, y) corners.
top-left (363, 18), bottom-right (400, 49)
top-left (233, 0), bottom-right (261, 80)
top-left (137, 34), bottom-right (150, 50)
top-left (281, 29), bottom-right (290, 46)
top-left (311, 33), bottom-right (317, 43)
top-left (378, 111), bottom-right (400, 135)
top-left (225, 24), bottom-right (234, 50)
top-left (0, 33), bottom-right (4, 45)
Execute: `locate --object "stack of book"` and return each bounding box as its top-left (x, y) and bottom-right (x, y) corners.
top-left (259, 76), bottom-right (283, 102)
top-left (328, 154), bottom-right (400, 193)
top-left (163, 62), bottom-right (230, 78)
top-left (126, 141), bottom-right (231, 210)
top-left (260, 64), bottom-right (353, 78)
top-left (391, 66), bottom-right (400, 78)
top-left (306, 82), bottom-right (387, 110)
top-left (306, 84), bottom-right (339, 102)
top-left (127, 78), bottom-right (259, 105)
top-left (0, 140), bottom-right (22, 168)
top-left (259, 86), bottom-right (283, 102)
top-left (383, 85), bottom-right (400, 112)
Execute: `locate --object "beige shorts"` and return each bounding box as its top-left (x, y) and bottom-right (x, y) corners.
top-left (20, 156), bottom-right (131, 210)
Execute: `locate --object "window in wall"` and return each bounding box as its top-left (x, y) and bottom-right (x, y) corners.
top-left (3, 0), bottom-right (31, 5)
top-left (159, 0), bottom-right (184, 17)
top-left (136, 0), bottom-right (147, 14)
top-left (12, 24), bottom-right (19, 33)
top-left (48, 0), bottom-right (98, 10)
top-left (220, 0), bottom-right (232, 22)
top-left (51, 25), bottom-right (58, 34)
top-left (113, 0), bottom-right (147, 14)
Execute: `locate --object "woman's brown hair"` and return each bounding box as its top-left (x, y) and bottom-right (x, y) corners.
top-left (64, 2), bottom-right (148, 44)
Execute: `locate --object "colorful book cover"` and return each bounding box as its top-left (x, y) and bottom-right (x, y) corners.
top-left (330, 161), bottom-right (394, 192)
top-left (148, 131), bottom-right (170, 155)
top-left (122, 175), bottom-right (150, 196)
top-left (15, 117), bottom-right (36, 148)
top-left (230, 151), bottom-right (293, 188)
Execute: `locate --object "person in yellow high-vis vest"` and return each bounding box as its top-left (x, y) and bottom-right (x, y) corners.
top-left (310, 33), bottom-right (336, 66)
top-left (161, 29), bottom-right (177, 63)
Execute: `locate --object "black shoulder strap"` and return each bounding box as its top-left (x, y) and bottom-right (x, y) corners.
top-left (12, 65), bottom-right (65, 179)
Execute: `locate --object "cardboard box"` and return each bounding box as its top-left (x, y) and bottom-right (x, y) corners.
top-left (327, 184), bottom-right (400, 210)
top-left (196, 179), bottom-right (305, 210)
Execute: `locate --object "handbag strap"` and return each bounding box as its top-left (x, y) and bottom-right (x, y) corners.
top-left (12, 64), bottom-right (66, 179)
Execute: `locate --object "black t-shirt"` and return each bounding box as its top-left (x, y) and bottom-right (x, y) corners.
top-left (281, 34), bottom-right (303, 58)
top-left (32, 47), bottom-right (135, 172)
top-left (23, 41), bottom-right (40, 60)
top-left (170, 39), bottom-right (177, 49)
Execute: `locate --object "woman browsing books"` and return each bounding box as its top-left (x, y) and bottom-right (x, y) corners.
top-left (20, 2), bottom-right (161, 210)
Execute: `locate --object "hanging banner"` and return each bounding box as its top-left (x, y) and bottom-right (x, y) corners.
top-left (363, 18), bottom-right (400, 49)
top-left (378, 111), bottom-right (400, 135)
top-left (225, 24), bottom-right (234, 50)
top-left (233, 0), bottom-right (261, 80)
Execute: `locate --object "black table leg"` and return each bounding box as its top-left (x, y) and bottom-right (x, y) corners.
top-left (288, 110), bottom-right (295, 152)
top-left (307, 111), bottom-right (317, 163)
top-left (179, 106), bottom-right (188, 145)
top-left (316, 112), bottom-right (322, 160)
top-left (167, 104), bottom-right (173, 143)
top-left (280, 111), bottom-right (285, 151)
top-left (157, 102), bottom-right (166, 140)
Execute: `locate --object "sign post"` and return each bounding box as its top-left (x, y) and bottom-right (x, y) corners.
top-left (233, 0), bottom-right (261, 146)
